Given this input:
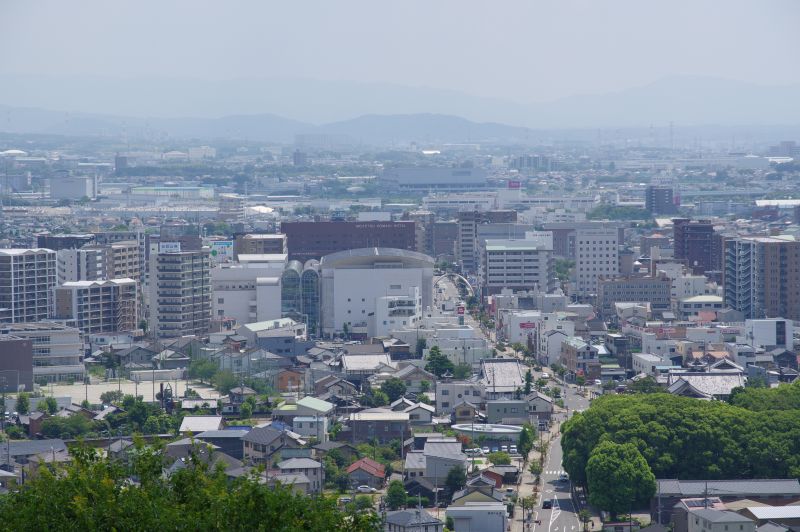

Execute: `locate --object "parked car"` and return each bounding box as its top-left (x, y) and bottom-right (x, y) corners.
top-left (491, 446), bottom-right (500, 453)
top-left (594, 379), bottom-right (602, 386)
top-left (542, 499), bottom-right (553, 509)
top-left (501, 445), bottom-right (509, 453)
top-left (356, 485), bottom-right (377, 493)
top-left (481, 446), bottom-right (491, 454)
top-left (509, 445), bottom-right (518, 454)
top-left (541, 372), bottom-right (550, 380)
top-left (465, 448), bottom-right (483, 456)
top-left (339, 497), bottom-right (352, 505)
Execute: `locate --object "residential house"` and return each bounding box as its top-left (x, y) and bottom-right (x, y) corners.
top-left (346, 457), bottom-right (386, 489)
top-left (651, 479), bottom-right (800, 525)
top-left (424, 440), bottom-right (467, 485)
top-left (385, 509), bottom-right (444, 532)
top-left (446, 502), bottom-right (507, 532)
top-left (480, 358), bottom-right (525, 401)
top-left (560, 336), bottom-right (601, 381)
top-left (268, 472), bottom-right (313, 495)
top-left (452, 401), bottom-right (478, 423)
top-left (436, 381), bottom-right (484, 415)
top-left (687, 509), bottom-right (755, 532)
top-left (292, 416), bottom-right (329, 443)
top-left (272, 396), bottom-right (335, 425)
top-left (392, 365), bottom-right (437, 394)
top-left (274, 368), bottom-right (306, 393)
top-left (196, 429), bottom-right (248, 460)
top-left (314, 375), bottom-right (358, 398)
top-left (276, 457), bottom-right (324, 494)
top-left (350, 409), bottom-right (410, 444)
top-left (242, 425), bottom-right (304, 464)
top-left (405, 402), bottom-right (435, 425)
top-left (179, 415), bottom-right (223, 434)
top-left (312, 441), bottom-right (358, 463)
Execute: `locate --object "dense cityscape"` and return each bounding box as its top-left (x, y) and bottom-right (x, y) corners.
top-left (2, 2), bottom-right (800, 532)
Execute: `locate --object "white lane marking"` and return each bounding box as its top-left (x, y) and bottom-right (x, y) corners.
top-left (548, 497), bottom-right (562, 532)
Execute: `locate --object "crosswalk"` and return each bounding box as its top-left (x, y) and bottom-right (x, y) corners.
top-left (545, 470), bottom-right (566, 475)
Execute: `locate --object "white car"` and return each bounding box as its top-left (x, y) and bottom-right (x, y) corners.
top-left (356, 485), bottom-right (377, 493)
top-left (541, 372), bottom-right (550, 380)
top-left (509, 445), bottom-right (518, 454)
top-left (465, 448), bottom-right (483, 456)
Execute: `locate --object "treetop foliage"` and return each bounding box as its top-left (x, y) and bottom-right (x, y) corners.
top-left (0, 441), bottom-right (379, 532)
top-left (562, 389), bottom-right (800, 485)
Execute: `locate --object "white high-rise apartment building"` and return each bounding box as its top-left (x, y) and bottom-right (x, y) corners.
top-left (575, 226), bottom-right (619, 298)
top-left (149, 249), bottom-right (211, 338)
top-left (0, 249), bottom-right (57, 323)
top-left (54, 279), bottom-right (138, 335)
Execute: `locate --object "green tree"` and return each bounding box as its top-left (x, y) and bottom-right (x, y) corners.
top-left (518, 424), bottom-right (535, 457)
top-left (354, 495), bottom-right (374, 512)
top-left (213, 370), bottom-right (238, 395)
top-left (415, 338), bottom-right (427, 358)
top-left (576, 375), bottom-right (586, 388)
top-left (627, 376), bottom-right (662, 394)
top-left (380, 378), bottom-right (407, 402)
top-left (239, 402), bottom-right (253, 419)
top-left (100, 390), bottom-right (124, 404)
top-left (524, 370), bottom-right (533, 395)
top-left (41, 415), bottom-right (94, 439)
top-left (445, 464), bottom-right (467, 498)
top-left (578, 509), bottom-right (592, 532)
top-left (419, 380), bottom-right (431, 393)
top-left (0, 442), bottom-right (380, 531)
top-left (16, 392), bottom-right (30, 415)
top-left (528, 462), bottom-right (542, 482)
top-left (425, 346), bottom-right (454, 378)
top-left (511, 343), bottom-right (525, 357)
top-left (488, 452), bottom-right (511, 465)
top-left (386, 480), bottom-right (408, 510)
top-left (38, 396), bottom-right (59, 414)
top-left (189, 358), bottom-right (218, 384)
top-left (586, 441), bottom-right (656, 519)
top-left (554, 259), bottom-right (575, 282)
top-left (453, 363), bottom-right (471, 380)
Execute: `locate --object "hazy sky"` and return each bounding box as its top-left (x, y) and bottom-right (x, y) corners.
top-left (2, 0), bottom-right (799, 104)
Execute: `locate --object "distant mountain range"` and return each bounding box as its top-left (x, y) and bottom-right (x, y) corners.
top-left (0, 75), bottom-right (799, 144)
top-left (0, 106), bottom-right (540, 144)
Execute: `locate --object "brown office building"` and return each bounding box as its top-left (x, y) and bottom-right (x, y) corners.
top-left (234, 234), bottom-right (287, 258)
top-left (0, 335), bottom-right (34, 392)
top-left (673, 218), bottom-right (715, 275)
top-left (281, 221), bottom-right (416, 262)
top-left (645, 185), bottom-right (678, 214)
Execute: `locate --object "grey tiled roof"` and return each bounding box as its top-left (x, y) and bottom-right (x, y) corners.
top-left (657, 479), bottom-right (800, 497)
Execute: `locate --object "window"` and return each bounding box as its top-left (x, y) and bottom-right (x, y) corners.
top-left (442, 389), bottom-right (449, 395)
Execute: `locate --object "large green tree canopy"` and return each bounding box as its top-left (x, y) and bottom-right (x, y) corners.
top-left (586, 441), bottom-right (656, 517)
top-left (0, 443), bottom-right (379, 532)
top-left (562, 386), bottom-right (800, 485)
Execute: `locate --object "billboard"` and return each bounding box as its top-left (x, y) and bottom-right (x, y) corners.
top-left (210, 240), bottom-right (234, 263)
top-left (457, 306), bottom-right (465, 315)
top-left (519, 322), bottom-right (537, 329)
top-left (508, 180), bottom-right (521, 189)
